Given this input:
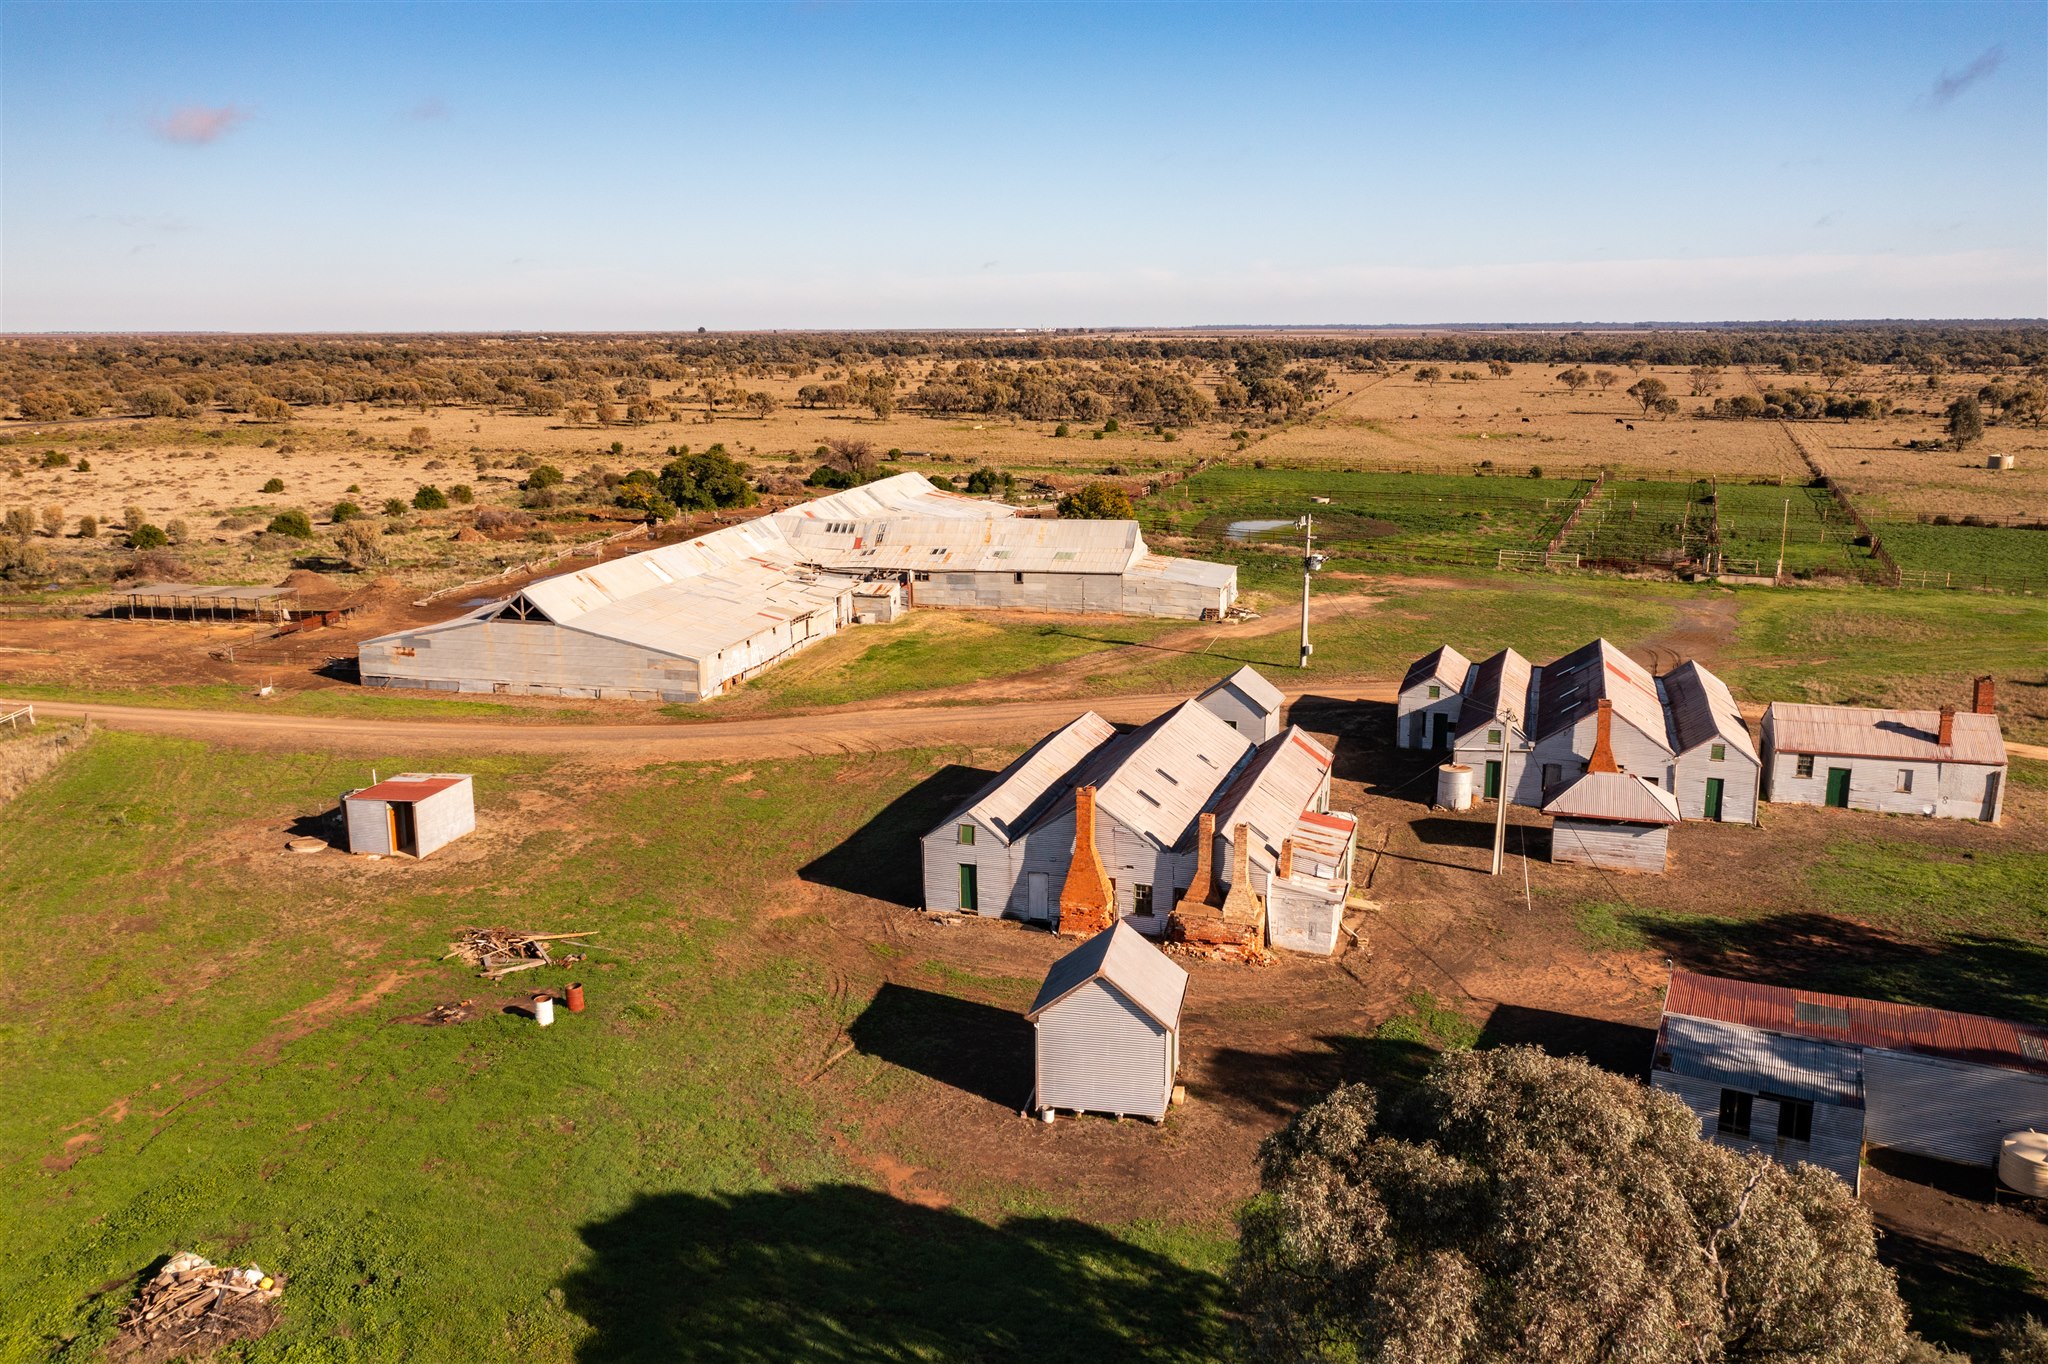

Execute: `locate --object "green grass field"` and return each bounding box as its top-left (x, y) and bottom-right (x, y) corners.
top-left (1879, 522), bottom-right (2048, 589)
top-left (0, 680), bottom-right (594, 723)
top-left (0, 734), bottom-right (1231, 1363)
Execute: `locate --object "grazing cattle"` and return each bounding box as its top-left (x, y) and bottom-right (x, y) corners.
top-left (1626, 423), bottom-right (1635, 430)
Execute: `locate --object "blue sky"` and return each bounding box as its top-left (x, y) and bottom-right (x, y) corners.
top-left (2, 1), bottom-right (2042, 329)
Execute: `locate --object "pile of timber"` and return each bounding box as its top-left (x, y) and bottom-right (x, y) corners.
top-left (114, 1252), bottom-right (283, 1361)
top-left (444, 928), bottom-right (595, 980)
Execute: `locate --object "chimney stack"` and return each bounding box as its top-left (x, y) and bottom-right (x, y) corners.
top-left (1182, 811), bottom-right (1218, 909)
top-left (1938, 707), bottom-right (1955, 749)
top-left (1587, 698), bottom-right (1618, 774)
top-left (1057, 786), bottom-right (1116, 938)
top-left (1217, 822), bottom-right (1266, 941)
top-left (1278, 838), bottom-right (1295, 881)
top-left (1973, 675), bottom-right (1997, 716)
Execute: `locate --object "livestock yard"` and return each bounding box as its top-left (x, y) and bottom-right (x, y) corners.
top-left (3, 326), bottom-right (2047, 1361)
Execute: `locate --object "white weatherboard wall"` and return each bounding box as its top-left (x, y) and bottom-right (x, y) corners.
top-left (1863, 1051), bottom-right (2048, 1167)
top-left (1035, 978), bottom-right (1176, 1120)
top-left (1669, 743), bottom-right (1760, 823)
top-left (1550, 819), bottom-right (1669, 873)
top-left (1760, 749), bottom-right (2004, 821)
top-left (1396, 682), bottom-right (1462, 750)
top-left (1653, 1071), bottom-right (1866, 1189)
top-left (1267, 881), bottom-right (1344, 954)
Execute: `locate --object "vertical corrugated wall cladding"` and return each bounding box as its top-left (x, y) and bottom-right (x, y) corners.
top-left (1863, 1052), bottom-right (2048, 1167)
top-left (344, 799), bottom-right (391, 855)
top-left (1652, 1071), bottom-right (1866, 1189)
top-left (1035, 980), bottom-right (1172, 1119)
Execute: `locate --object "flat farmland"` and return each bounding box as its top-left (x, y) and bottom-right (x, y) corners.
top-left (1879, 521), bottom-right (2048, 590)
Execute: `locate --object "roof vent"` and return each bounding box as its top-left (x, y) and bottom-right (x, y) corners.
top-left (2022, 1036), bottom-right (2046, 1064)
top-left (1793, 1001), bottom-right (1850, 1030)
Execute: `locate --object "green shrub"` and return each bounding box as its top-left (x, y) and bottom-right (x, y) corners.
top-left (128, 523), bottom-right (171, 549)
top-left (523, 464), bottom-right (564, 491)
top-left (264, 509), bottom-right (314, 540)
top-left (448, 484), bottom-right (473, 504)
top-left (331, 501), bottom-right (362, 524)
top-left (412, 485), bottom-right (449, 511)
top-left (261, 477), bottom-right (285, 493)
top-left (382, 498), bottom-right (408, 518)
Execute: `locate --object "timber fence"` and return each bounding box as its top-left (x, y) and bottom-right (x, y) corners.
top-left (1544, 471), bottom-right (1608, 554)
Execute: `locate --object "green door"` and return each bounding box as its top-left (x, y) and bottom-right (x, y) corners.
top-left (1825, 768), bottom-right (1850, 808)
top-left (1484, 760), bottom-right (1502, 800)
top-left (1703, 778), bottom-right (1725, 822)
top-left (958, 863), bottom-right (978, 912)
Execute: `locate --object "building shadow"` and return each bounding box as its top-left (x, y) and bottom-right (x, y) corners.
top-left (285, 806), bottom-right (349, 850)
top-left (799, 765), bottom-right (996, 906)
top-left (1475, 1003), bottom-right (1655, 1077)
top-left (846, 982), bottom-right (1032, 1108)
top-left (559, 1184), bottom-right (1228, 1364)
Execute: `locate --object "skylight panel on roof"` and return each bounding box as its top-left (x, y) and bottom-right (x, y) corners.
top-left (1794, 1001), bottom-right (1850, 1029)
top-left (1156, 767), bottom-right (1179, 785)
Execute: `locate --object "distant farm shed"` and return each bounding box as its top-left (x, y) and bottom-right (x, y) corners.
top-left (1197, 665), bottom-right (1285, 741)
top-left (344, 773), bottom-right (475, 858)
top-left (1028, 921), bottom-right (1188, 1121)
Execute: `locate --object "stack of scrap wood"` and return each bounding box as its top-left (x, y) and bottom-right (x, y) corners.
top-left (444, 928), bottom-right (594, 980)
top-left (114, 1251), bottom-right (283, 1361)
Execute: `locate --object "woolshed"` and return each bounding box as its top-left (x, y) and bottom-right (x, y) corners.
top-left (1405, 638), bottom-right (1757, 823)
top-left (1197, 664), bottom-right (1285, 741)
top-left (1759, 677), bottom-right (2006, 822)
top-left (359, 474), bottom-right (1237, 703)
top-left (919, 668), bottom-right (1355, 952)
top-left (1542, 702), bottom-right (1682, 873)
top-left (1394, 643), bottom-right (1472, 750)
top-left (1652, 971), bottom-right (2048, 1193)
top-left (1027, 920), bottom-right (1188, 1122)
top-left (343, 773), bottom-right (475, 858)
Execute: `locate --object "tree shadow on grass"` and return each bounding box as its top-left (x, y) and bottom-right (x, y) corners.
top-left (1625, 910), bottom-right (2048, 1027)
top-left (561, 1184), bottom-right (1229, 1364)
top-left (845, 982), bottom-right (1031, 1109)
top-left (1198, 1033), bottom-right (1436, 1121)
top-left (1874, 1219), bottom-right (2048, 1360)
top-left (799, 764), bottom-right (997, 906)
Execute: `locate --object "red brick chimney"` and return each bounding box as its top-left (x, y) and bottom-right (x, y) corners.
top-left (1587, 698), bottom-right (1618, 774)
top-left (1057, 786), bottom-right (1116, 939)
top-left (1974, 676), bottom-right (1997, 716)
top-left (1278, 838), bottom-right (1296, 881)
top-left (1218, 823), bottom-right (1266, 942)
top-left (1181, 811), bottom-right (1218, 910)
top-left (1938, 706), bottom-right (1955, 749)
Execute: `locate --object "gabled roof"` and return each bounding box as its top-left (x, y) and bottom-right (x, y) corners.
top-left (1764, 703), bottom-right (2005, 766)
top-left (348, 773), bottom-right (470, 803)
top-left (1201, 664), bottom-right (1285, 714)
top-left (784, 514), bottom-right (1144, 575)
top-left (1534, 639), bottom-right (1670, 753)
top-left (1543, 770), bottom-right (1681, 825)
top-left (1455, 648), bottom-right (1534, 742)
top-left (1661, 660), bottom-right (1758, 763)
top-left (1069, 700), bottom-right (1255, 851)
top-left (1658, 1012), bottom-right (1865, 1105)
top-left (1027, 921), bottom-right (1188, 1028)
top-left (938, 712), bottom-right (1120, 843)
top-left (1211, 727), bottom-right (1336, 869)
top-left (1402, 644), bottom-right (1473, 696)
top-left (1664, 971), bottom-right (2048, 1077)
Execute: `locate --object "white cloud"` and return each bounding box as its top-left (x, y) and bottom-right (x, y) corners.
top-left (148, 104), bottom-right (251, 146)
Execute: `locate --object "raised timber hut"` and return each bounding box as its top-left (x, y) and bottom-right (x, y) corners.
top-left (1028, 921), bottom-right (1188, 1122)
top-left (343, 773), bottom-right (475, 858)
top-left (1652, 971), bottom-right (2048, 1193)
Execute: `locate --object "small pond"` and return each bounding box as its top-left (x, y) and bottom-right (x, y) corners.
top-left (1224, 518), bottom-right (1297, 541)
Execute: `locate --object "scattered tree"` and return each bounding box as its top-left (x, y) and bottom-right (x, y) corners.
top-left (448, 484), bottom-right (473, 504)
top-left (331, 501), bottom-right (362, 523)
top-left (1057, 482), bottom-right (1134, 520)
top-left (165, 518), bottom-right (190, 545)
top-left (965, 466), bottom-right (1012, 496)
top-left (1235, 1048), bottom-right (1920, 1364)
top-left (1414, 366), bottom-right (1443, 385)
top-left (1687, 365), bottom-right (1723, 397)
top-left (40, 505), bottom-right (65, 538)
top-left (412, 485), bottom-right (449, 511)
top-left (0, 534), bottom-right (52, 581)
top-left (382, 497), bottom-right (409, 518)
top-left (656, 448), bottom-right (755, 511)
top-left (1592, 369), bottom-right (1619, 391)
top-left (128, 522), bottom-right (171, 550)
top-left (745, 391), bottom-right (777, 418)
top-left (1627, 376), bottom-right (1671, 415)
top-left (1557, 367), bottom-right (1590, 393)
top-left (408, 425), bottom-right (432, 449)
top-left (1946, 395), bottom-right (1984, 449)
top-left (77, 514), bottom-right (97, 539)
top-left (250, 395), bottom-right (291, 422)
top-left (523, 464), bottom-right (564, 491)
top-left (2, 507), bottom-right (33, 538)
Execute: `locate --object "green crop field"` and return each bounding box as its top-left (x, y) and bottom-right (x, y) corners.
top-left (1879, 521), bottom-right (2048, 589)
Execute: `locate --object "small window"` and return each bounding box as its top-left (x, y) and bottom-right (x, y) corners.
top-left (1718, 1089), bottom-right (1753, 1138)
top-left (1487, 728), bottom-right (1503, 745)
top-left (1427, 684), bottom-right (1441, 700)
top-left (1133, 883), bottom-right (1154, 916)
top-left (1013, 572), bottom-right (1024, 584)
top-left (1542, 763), bottom-right (1562, 789)
top-left (913, 571), bottom-right (930, 582)
top-left (957, 823), bottom-right (975, 846)
top-left (1897, 769), bottom-right (1913, 793)
top-left (1775, 1097), bottom-right (1814, 1144)
top-left (1710, 743), bottom-right (1726, 762)
top-left (1796, 754), bottom-right (1815, 779)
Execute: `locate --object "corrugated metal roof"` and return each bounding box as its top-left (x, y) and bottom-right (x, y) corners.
top-left (1082, 700), bottom-right (1255, 850)
top-left (1212, 726), bottom-right (1336, 867)
top-left (1124, 553), bottom-right (1239, 588)
top-left (1402, 644), bottom-right (1473, 695)
top-left (1201, 664), bottom-right (1285, 713)
top-left (1659, 1012), bottom-right (1865, 1104)
top-left (1027, 920), bottom-right (1188, 1028)
top-left (943, 711), bottom-right (1120, 842)
top-left (1455, 648), bottom-right (1533, 742)
top-left (786, 514), bottom-right (1143, 575)
top-left (348, 773), bottom-right (470, 803)
top-left (1542, 769), bottom-right (1681, 824)
top-left (1662, 660), bottom-right (1758, 762)
top-left (1764, 702), bottom-right (2006, 766)
top-left (1666, 971), bottom-right (2048, 1077)
top-left (1534, 638), bottom-right (1670, 752)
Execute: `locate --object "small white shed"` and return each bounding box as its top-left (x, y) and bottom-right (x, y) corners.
top-left (343, 773), bottom-right (476, 858)
top-left (1197, 665), bottom-right (1285, 741)
top-left (1027, 921), bottom-right (1188, 1121)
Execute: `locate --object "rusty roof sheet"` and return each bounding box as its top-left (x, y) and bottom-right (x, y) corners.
top-left (1665, 971), bottom-right (2048, 1077)
top-left (1661, 660), bottom-right (1758, 763)
top-left (1402, 644), bottom-right (1473, 695)
top-left (348, 773), bottom-right (470, 803)
top-left (1542, 770), bottom-right (1682, 824)
top-left (1764, 702), bottom-right (2005, 766)
top-left (1028, 920), bottom-right (1188, 1028)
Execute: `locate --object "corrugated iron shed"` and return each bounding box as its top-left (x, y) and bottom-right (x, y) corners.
top-left (1661, 660), bottom-right (1758, 761)
top-left (1764, 702), bottom-right (2005, 766)
top-left (1665, 971), bottom-right (2048, 1076)
top-left (941, 711), bottom-right (1120, 841)
top-left (1542, 770), bottom-right (1682, 824)
top-left (1027, 920), bottom-right (1188, 1027)
top-left (1535, 638), bottom-right (1669, 751)
top-left (1203, 663), bottom-right (1286, 714)
top-left (1212, 727), bottom-right (1336, 864)
top-left (347, 773), bottom-right (470, 802)
top-left (1455, 647), bottom-right (1534, 741)
top-left (1659, 1012), bottom-right (1865, 1104)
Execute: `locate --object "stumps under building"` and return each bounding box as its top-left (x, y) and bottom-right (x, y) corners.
top-left (1028, 921), bottom-right (1188, 1122)
top-left (1759, 677), bottom-right (2006, 822)
top-left (343, 773), bottom-right (475, 858)
top-left (1652, 970), bottom-right (2048, 1193)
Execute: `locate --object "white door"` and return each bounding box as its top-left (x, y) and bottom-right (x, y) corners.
top-left (1028, 872), bottom-right (1048, 921)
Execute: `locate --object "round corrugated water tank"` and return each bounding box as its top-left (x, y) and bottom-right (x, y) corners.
top-left (1437, 763), bottom-right (1474, 812)
top-left (1999, 1131), bottom-right (2048, 1197)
